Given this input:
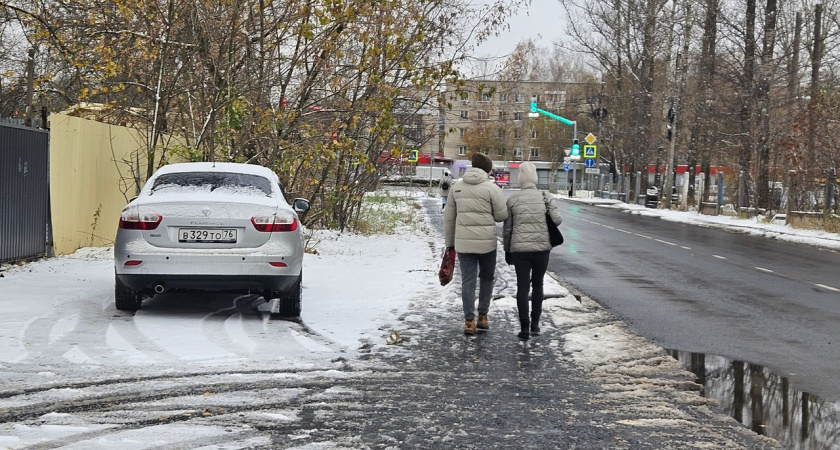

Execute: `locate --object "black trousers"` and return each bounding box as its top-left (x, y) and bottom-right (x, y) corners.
top-left (510, 250), bottom-right (551, 330)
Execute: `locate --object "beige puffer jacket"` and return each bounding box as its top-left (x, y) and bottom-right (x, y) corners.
top-left (503, 183), bottom-right (563, 253)
top-left (444, 168), bottom-right (508, 254)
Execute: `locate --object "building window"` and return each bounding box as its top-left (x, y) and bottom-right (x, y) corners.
top-left (497, 129), bottom-right (506, 139)
top-left (477, 110), bottom-right (489, 120)
top-left (496, 148), bottom-right (505, 156)
top-left (513, 129), bottom-right (522, 139)
top-left (458, 146), bottom-right (467, 155)
top-left (482, 148), bottom-right (490, 155)
top-left (530, 129), bottom-right (538, 139)
top-left (498, 110), bottom-right (507, 121)
top-left (530, 147), bottom-right (540, 157)
top-left (480, 93), bottom-right (491, 102)
top-left (550, 91), bottom-right (566, 106)
top-left (514, 93), bottom-right (524, 103)
top-left (513, 147), bottom-right (522, 157)
top-left (499, 93), bottom-right (508, 103)
top-left (459, 128), bottom-right (466, 137)
top-left (514, 111), bottom-right (523, 121)
top-left (460, 110), bottom-right (469, 119)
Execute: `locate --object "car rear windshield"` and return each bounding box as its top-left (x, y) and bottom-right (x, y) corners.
top-left (150, 172), bottom-right (273, 197)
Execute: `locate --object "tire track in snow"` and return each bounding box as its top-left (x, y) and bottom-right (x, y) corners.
top-left (19, 298), bottom-right (113, 367)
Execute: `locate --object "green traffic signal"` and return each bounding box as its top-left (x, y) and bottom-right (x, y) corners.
top-left (571, 139), bottom-right (580, 156)
top-left (530, 101), bottom-right (537, 113)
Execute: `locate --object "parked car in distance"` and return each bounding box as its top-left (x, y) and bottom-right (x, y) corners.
top-left (113, 162), bottom-right (310, 316)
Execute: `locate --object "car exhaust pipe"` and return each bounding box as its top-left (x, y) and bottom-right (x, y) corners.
top-left (153, 283), bottom-right (167, 294)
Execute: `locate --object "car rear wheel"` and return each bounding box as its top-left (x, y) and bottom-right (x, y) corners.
top-left (274, 272), bottom-right (302, 317)
top-left (115, 275), bottom-right (143, 311)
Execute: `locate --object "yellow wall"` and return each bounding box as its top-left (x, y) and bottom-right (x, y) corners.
top-left (49, 114), bottom-right (150, 255)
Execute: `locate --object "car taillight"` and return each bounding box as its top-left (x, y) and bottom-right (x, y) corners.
top-left (251, 214), bottom-right (297, 232)
top-left (119, 211), bottom-right (162, 230)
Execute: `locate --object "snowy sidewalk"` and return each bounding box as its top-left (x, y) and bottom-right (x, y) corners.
top-left (365, 195), bottom-right (783, 449)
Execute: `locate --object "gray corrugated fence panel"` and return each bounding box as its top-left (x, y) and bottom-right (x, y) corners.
top-left (0, 122), bottom-right (50, 263)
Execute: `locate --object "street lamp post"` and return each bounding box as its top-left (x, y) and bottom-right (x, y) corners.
top-left (530, 97), bottom-right (577, 196)
top-left (663, 53), bottom-right (681, 209)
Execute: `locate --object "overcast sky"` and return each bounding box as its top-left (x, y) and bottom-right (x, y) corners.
top-left (474, 0), bottom-right (569, 58)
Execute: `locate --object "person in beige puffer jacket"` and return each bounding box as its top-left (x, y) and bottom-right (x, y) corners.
top-left (502, 161), bottom-right (563, 340)
top-left (443, 153), bottom-right (508, 335)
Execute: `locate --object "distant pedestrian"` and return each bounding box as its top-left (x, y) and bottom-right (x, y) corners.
top-left (503, 161), bottom-right (563, 340)
top-left (440, 170), bottom-right (453, 211)
top-left (444, 153), bottom-right (508, 335)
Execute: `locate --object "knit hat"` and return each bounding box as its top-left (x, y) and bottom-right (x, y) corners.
top-left (471, 153), bottom-right (493, 174)
top-left (518, 161), bottom-right (538, 185)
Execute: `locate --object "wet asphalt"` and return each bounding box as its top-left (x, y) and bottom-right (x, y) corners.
top-left (258, 197), bottom-right (783, 449)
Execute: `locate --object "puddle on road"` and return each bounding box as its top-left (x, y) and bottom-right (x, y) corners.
top-left (668, 350), bottom-right (840, 450)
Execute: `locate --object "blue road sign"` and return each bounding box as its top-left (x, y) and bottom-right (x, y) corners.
top-left (583, 145), bottom-right (597, 158)
top-left (563, 164), bottom-right (571, 172)
top-left (584, 158), bottom-right (595, 168)
top-left (406, 149), bottom-right (419, 162)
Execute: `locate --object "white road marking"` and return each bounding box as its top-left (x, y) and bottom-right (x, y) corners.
top-left (755, 267), bottom-right (774, 273)
top-left (712, 255), bottom-right (727, 260)
top-left (635, 234), bottom-right (653, 239)
top-left (654, 239), bottom-right (677, 246)
top-left (815, 284), bottom-right (840, 292)
top-left (617, 229), bottom-right (632, 234)
top-left (680, 246), bottom-right (691, 250)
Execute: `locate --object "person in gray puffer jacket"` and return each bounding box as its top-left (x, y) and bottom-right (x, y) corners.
top-left (502, 161), bottom-right (563, 340)
top-left (444, 153), bottom-right (508, 335)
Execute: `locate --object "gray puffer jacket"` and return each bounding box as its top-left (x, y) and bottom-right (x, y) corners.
top-left (503, 183), bottom-right (563, 253)
top-left (444, 168), bottom-right (508, 254)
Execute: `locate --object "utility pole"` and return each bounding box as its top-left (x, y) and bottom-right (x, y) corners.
top-left (597, 78), bottom-right (605, 192)
top-left (663, 53), bottom-right (681, 209)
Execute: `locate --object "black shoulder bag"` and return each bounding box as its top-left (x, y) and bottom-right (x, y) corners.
top-left (543, 193), bottom-right (563, 246)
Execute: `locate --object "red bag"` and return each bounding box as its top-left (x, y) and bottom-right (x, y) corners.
top-left (438, 248), bottom-right (456, 286)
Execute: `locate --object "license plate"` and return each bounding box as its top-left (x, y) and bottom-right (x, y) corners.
top-left (178, 228), bottom-right (237, 243)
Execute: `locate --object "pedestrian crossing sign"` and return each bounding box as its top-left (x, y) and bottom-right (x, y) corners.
top-left (406, 149), bottom-right (419, 162)
top-left (583, 145), bottom-right (597, 158)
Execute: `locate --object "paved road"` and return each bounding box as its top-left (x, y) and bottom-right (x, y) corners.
top-left (548, 199), bottom-right (840, 405)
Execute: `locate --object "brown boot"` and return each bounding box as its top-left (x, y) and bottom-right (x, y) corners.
top-left (477, 314), bottom-right (489, 330)
top-left (463, 320), bottom-right (477, 335)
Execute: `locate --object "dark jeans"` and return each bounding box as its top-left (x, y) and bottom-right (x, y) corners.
top-left (511, 250), bottom-right (550, 330)
top-left (457, 250), bottom-right (496, 321)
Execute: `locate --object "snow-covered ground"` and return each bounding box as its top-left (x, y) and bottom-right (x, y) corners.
top-left (0, 189), bottom-right (834, 449)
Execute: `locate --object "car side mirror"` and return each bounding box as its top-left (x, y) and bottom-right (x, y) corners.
top-left (293, 198), bottom-right (310, 214)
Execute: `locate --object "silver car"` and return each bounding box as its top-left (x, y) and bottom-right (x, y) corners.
top-left (114, 162), bottom-right (310, 316)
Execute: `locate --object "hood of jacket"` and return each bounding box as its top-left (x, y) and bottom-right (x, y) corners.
top-left (462, 167), bottom-right (491, 185)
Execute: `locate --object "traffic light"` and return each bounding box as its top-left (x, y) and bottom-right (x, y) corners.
top-left (571, 139), bottom-right (580, 157)
top-left (530, 99), bottom-right (537, 114)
